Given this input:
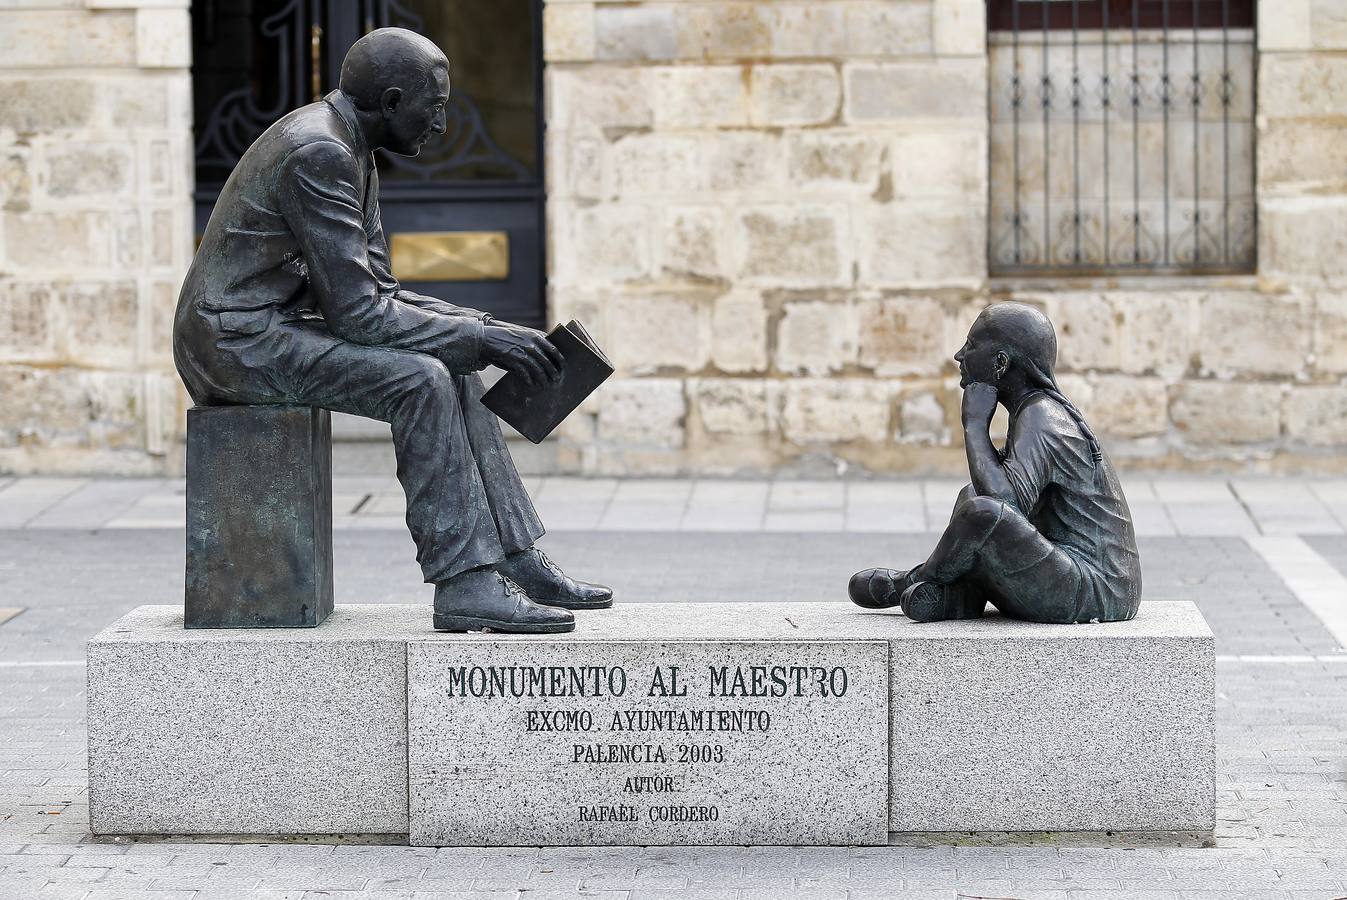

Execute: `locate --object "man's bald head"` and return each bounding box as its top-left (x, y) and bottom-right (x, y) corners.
top-left (339, 27), bottom-right (448, 111)
top-left (337, 28), bottom-right (450, 156)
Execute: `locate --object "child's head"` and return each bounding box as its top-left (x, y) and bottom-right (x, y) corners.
top-left (956, 302), bottom-right (1057, 389)
top-left (960, 302), bottom-right (1102, 464)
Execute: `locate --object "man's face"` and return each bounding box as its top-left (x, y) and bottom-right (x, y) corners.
top-left (953, 318), bottom-right (1001, 388)
top-left (383, 64), bottom-right (449, 156)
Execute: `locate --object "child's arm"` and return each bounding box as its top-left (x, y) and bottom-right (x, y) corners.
top-left (961, 382), bottom-right (1019, 509)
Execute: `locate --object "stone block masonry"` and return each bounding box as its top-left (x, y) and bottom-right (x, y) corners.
top-left (5, 0), bottom-right (1347, 476)
top-left (543, 0), bottom-right (1347, 477)
top-left (0, 1), bottom-right (193, 476)
top-left (545, 0), bottom-right (989, 477)
top-left (88, 601), bottom-right (1215, 841)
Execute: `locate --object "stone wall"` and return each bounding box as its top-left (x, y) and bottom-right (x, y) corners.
top-left (544, 0), bottom-right (990, 475)
top-left (544, 0), bottom-right (1347, 476)
top-left (0, 0), bottom-right (192, 475)
top-left (1246, 0), bottom-right (1347, 465)
top-left (2, 0), bottom-right (1345, 477)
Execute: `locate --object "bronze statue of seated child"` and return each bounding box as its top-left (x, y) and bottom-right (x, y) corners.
top-left (850, 302), bottom-right (1141, 624)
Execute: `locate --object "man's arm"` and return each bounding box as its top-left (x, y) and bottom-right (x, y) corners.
top-left (361, 170), bottom-right (402, 301)
top-left (396, 288), bottom-right (494, 323)
top-left (275, 141), bottom-right (484, 372)
top-left (360, 168), bottom-right (494, 322)
top-left (961, 383), bottom-right (1020, 509)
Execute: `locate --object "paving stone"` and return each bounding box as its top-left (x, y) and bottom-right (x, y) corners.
top-left (845, 482), bottom-right (927, 532)
top-left (681, 481), bottom-right (768, 531)
top-left (0, 478), bottom-right (87, 528)
top-left (3, 475), bottom-right (1337, 537)
top-left (102, 491), bottom-right (186, 529)
top-left (24, 479), bottom-right (167, 530)
top-left (598, 479), bottom-right (692, 531)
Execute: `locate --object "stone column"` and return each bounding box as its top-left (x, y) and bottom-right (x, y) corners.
top-left (1256, 0), bottom-right (1347, 451)
top-left (0, 0), bottom-right (194, 475)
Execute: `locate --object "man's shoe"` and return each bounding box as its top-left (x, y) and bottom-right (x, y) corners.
top-left (432, 567), bottom-right (575, 633)
top-left (497, 547), bottom-right (614, 610)
top-left (899, 580), bottom-right (986, 623)
top-left (848, 567), bottom-right (915, 609)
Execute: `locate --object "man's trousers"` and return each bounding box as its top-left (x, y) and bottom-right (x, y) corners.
top-left (174, 307), bottom-right (544, 583)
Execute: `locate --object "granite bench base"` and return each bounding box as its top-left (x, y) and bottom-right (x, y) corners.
top-left (87, 602), bottom-right (1215, 845)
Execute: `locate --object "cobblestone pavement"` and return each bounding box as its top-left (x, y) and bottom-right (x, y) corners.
top-left (2, 477), bottom-right (1347, 899)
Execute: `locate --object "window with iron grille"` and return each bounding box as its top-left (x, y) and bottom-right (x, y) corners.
top-left (988, 0), bottom-right (1257, 276)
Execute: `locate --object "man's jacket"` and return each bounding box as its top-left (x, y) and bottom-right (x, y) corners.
top-left (175, 90), bottom-right (484, 373)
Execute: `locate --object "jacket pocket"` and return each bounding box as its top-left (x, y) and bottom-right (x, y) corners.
top-left (217, 309), bottom-right (272, 335)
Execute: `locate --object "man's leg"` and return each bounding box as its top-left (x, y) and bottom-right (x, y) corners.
top-left (288, 330), bottom-right (609, 617)
top-left (452, 371), bottom-right (613, 610)
top-left (446, 371), bottom-right (612, 609)
top-left (217, 319), bottom-right (572, 627)
top-left (280, 328), bottom-right (576, 631)
top-left (454, 372), bottom-right (543, 555)
top-left (275, 339), bottom-right (506, 582)
top-left (916, 496), bottom-right (1081, 623)
top-left (181, 310), bottom-right (479, 564)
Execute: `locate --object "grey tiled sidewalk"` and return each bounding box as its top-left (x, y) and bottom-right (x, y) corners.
top-left (2, 477), bottom-right (1347, 898)
top-left (6, 475), bottom-right (1347, 535)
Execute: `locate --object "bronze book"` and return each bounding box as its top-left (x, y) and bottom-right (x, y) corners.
top-left (481, 320), bottom-right (614, 444)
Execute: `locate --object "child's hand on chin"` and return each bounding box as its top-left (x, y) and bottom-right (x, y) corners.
top-left (961, 382), bottom-right (999, 427)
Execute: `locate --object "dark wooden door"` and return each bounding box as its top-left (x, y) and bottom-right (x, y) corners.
top-left (192, 0), bottom-right (547, 327)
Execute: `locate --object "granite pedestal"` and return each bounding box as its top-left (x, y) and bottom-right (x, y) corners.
top-left (185, 404), bottom-right (333, 628)
top-left (87, 602), bottom-right (1215, 842)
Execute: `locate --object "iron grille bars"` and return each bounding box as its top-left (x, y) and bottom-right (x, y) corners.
top-left (988, 0), bottom-right (1256, 276)
top-left (1042, 0), bottom-right (1051, 267)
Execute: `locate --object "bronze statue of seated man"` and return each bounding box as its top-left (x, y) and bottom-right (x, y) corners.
top-left (850, 303), bottom-right (1141, 624)
top-left (174, 28), bottom-right (609, 634)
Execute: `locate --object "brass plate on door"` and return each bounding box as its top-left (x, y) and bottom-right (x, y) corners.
top-left (391, 231), bottom-right (510, 282)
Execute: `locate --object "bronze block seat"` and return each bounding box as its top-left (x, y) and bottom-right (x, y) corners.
top-left (185, 405), bottom-right (334, 628)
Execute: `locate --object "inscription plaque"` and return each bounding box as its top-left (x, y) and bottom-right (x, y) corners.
top-left (407, 639), bottom-right (889, 846)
